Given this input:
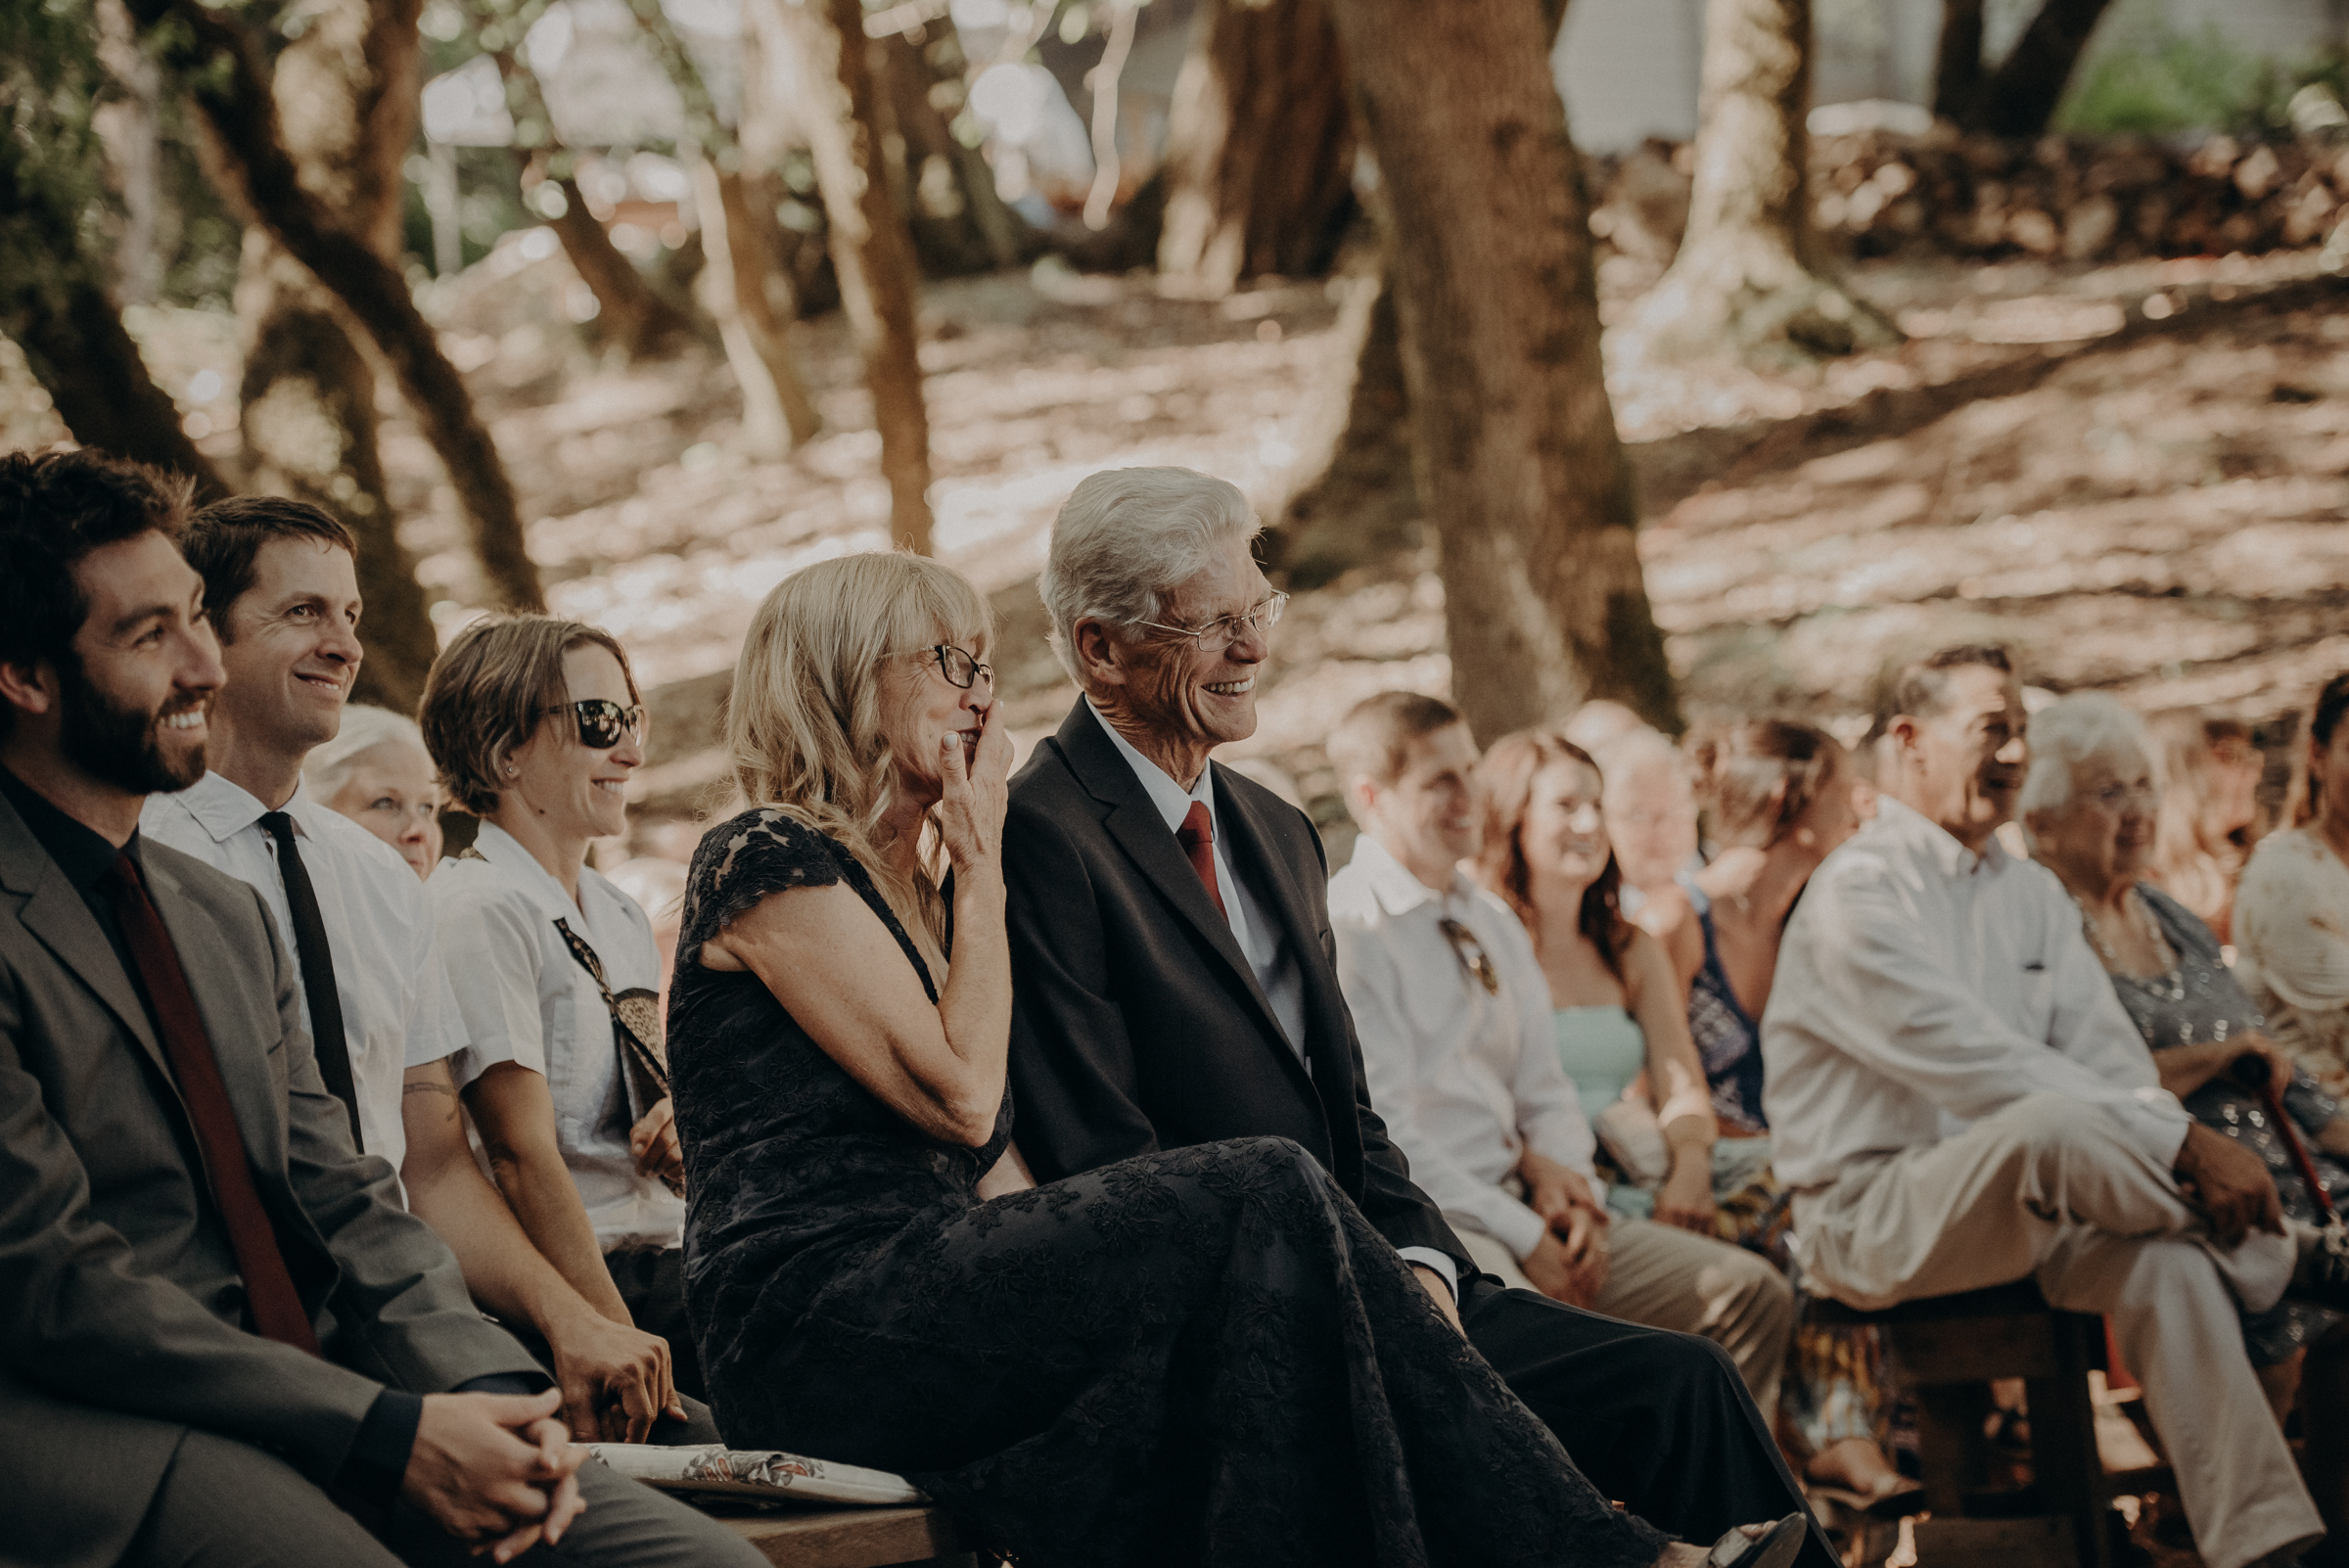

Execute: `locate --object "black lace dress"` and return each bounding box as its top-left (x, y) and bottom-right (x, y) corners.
top-left (668, 808), bottom-right (1666, 1568)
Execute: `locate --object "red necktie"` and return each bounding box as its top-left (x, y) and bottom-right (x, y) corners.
top-left (1176, 802), bottom-right (1227, 922)
top-left (103, 855), bottom-right (321, 1355)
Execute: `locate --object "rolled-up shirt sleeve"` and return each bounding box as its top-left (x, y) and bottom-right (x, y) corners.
top-left (431, 886), bottom-right (548, 1088)
top-left (1810, 868), bottom-right (2190, 1170)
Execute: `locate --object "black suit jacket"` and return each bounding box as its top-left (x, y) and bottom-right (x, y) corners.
top-left (1003, 699), bottom-right (1468, 1271)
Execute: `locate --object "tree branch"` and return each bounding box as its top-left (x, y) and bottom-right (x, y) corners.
top-left (128, 0), bottom-right (546, 611)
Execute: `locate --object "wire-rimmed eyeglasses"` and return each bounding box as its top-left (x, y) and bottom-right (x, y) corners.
top-left (913, 644), bottom-right (994, 690)
top-left (1438, 916), bottom-right (1501, 996)
top-left (1128, 591), bottom-right (1290, 654)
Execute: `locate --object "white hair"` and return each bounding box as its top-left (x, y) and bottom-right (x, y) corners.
top-left (1039, 467), bottom-right (1262, 684)
top-left (303, 704), bottom-right (430, 803)
top-left (2017, 692), bottom-right (2152, 823)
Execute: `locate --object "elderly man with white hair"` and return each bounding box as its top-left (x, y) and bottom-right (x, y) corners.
top-left (1765, 647), bottom-right (2349, 1568)
top-left (1002, 465), bottom-right (1837, 1568)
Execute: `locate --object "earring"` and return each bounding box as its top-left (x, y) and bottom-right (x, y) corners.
top-left (503, 763), bottom-right (518, 777)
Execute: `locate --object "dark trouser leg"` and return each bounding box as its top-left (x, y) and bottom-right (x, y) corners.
top-left (1461, 1276), bottom-right (1837, 1568)
top-left (119, 1429), bottom-right (407, 1568)
top-left (606, 1246), bottom-right (704, 1403)
top-left (383, 1458), bottom-right (766, 1568)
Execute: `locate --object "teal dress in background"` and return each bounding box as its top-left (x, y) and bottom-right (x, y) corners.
top-left (1551, 1005), bottom-right (1894, 1460)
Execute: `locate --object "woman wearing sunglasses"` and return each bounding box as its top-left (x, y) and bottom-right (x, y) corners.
top-left (418, 615), bottom-right (708, 1442)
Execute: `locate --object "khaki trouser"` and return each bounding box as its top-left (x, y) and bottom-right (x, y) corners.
top-left (1460, 1213), bottom-right (1795, 1416)
top-left (1792, 1091), bottom-right (2319, 1568)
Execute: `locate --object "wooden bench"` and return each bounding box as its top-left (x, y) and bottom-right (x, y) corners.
top-left (1808, 1280), bottom-right (2163, 1568)
top-left (715, 1503), bottom-right (978, 1568)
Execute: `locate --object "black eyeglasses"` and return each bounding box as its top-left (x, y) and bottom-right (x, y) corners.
top-left (540, 698), bottom-right (647, 750)
top-left (1438, 916), bottom-right (1500, 995)
top-left (916, 644), bottom-right (993, 690)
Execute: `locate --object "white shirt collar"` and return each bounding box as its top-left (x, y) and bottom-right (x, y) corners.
top-left (1086, 699), bottom-right (1215, 835)
top-left (1345, 832), bottom-right (1466, 918)
top-left (173, 769), bottom-right (311, 843)
top-left (1872, 794), bottom-right (2009, 879)
top-left (466, 819), bottom-right (583, 921)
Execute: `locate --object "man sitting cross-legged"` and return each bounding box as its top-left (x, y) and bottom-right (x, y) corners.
top-left (0, 450), bottom-right (761, 1568)
top-left (140, 494), bottom-right (698, 1447)
top-left (1765, 642), bottom-right (2349, 1568)
top-left (1001, 466), bottom-right (1834, 1568)
top-left (1324, 691), bottom-right (1795, 1409)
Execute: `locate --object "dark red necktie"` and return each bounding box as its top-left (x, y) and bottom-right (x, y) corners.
top-left (1176, 802), bottom-right (1227, 922)
top-left (103, 855), bottom-right (321, 1354)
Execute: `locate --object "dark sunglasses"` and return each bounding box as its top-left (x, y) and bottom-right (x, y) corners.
top-left (540, 698), bottom-right (647, 750)
top-left (1438, 916), bottom-right (1500, 995)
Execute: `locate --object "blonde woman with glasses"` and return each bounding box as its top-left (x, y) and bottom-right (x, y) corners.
top-left (665, 548), bottom-right (1797, 1568)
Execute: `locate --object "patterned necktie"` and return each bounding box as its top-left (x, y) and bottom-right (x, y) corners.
top-left (1176, 801), bottom-right (1227, 922)
top-left (259, 811), bottom-right (361, 1151)
top-left (102, 855), bottom-right (320, 1353)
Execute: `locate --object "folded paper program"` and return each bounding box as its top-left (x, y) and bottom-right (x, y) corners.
top-left (588, 1444), bottom-right (927, 1506)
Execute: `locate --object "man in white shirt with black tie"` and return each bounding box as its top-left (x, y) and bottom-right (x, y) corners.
top-left (142, 497), bottom-right (686, 1449)
top-left (1326, 691), bottom-right (1793, 1407)
top-left (1766, 643), bottom-right (2349, 1568)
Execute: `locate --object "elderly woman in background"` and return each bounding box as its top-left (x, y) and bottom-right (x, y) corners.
top-left (1595, 726), bottom-right (1703, 935)
top-left (419, 616), bottom-right (704, 1413)
top-left (303, 702), bottom-right (443, 879)
top-left (2237, 673), bottom-right (2349, 1101)
top-left (2021, 692), bottom-right (2348, 1476)
top-left (2146, 712), bottom-right (2265, 945)
top-left (665, 550), bottom-right (1749, 1568)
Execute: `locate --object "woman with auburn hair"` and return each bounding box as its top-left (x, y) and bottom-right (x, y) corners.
top-left (666, 551), bottom-right (1795, 1568)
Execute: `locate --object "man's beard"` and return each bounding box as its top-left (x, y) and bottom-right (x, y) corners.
top-left (56, 655), bottom-right (207, 796)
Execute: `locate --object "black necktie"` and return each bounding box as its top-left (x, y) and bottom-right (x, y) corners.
top-left (260, 811), bottom-right (362, 1151)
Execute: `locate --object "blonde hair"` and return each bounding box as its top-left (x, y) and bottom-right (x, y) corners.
top-left (305, 704), bottom-right (432, 802)
top-left (420, 615), bottom-right (639, 816)
top-left (727, 551), bottom-right (991, 950)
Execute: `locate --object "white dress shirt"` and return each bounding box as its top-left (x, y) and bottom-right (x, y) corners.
top-left (141, 773), bottom-right (465, 1189)
top-left (1762, 796), bottom-right (2189, 1190)
top-left (1088, 704), bottom-right (1457, 1294)
top-left (1331, 835), bottom-right (1597, 1261)
top-left (432, 821), bottom-right (685, 1251)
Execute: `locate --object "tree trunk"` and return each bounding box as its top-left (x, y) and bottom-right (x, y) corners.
top-left (752, 0), bottom-right (935, 554)
top-left (5, 273), bottom-right (228, 498)
top-left (1157, 0), bottom-right (1358, 295)
top-left (1967, 0), bottom-right (2116, 138)
top-left (131, 0), bottom-right (547, 614)
top-left (691, 159), bottom-right (823, 455)
top-left (221, 0), bottom-right (437, 710)
top-left (1618, 0), bottom-right (1897, 365)
top-left (1329, 0), bottom-right (1677, 737)
top-left (869, 23), bottom-right (1028, 276)
top-left (1269, 276), bottom-right (1414, 587)
top-left (1932, 0), bottom-right (1985, 124)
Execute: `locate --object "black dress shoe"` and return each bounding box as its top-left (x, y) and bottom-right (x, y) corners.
top-left (2290, 1222), bottom-right (2349, 1312)
top-left (1708, 1516), bottom-right (1809, 1568)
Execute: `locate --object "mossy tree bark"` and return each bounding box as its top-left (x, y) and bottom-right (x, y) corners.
top-left (131, 0), bottom-right (546, 615)
top-left (751, 0), bottom-right (935, 554)
top-left (1620, 0), bottom-right (1898, 365)
top-left (230, 0), bottom-right (438, 710)
top-left (1156, 0), bottom-right (1358, 295)
top-left (1329, 0), bottom-right (1677, 737)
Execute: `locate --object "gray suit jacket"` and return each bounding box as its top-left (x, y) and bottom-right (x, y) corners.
top-left (0, 788), bottom-right (536, 1568)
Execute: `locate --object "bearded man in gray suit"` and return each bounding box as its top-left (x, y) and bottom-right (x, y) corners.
top-left (0, 450), bottom-right (761, 1568)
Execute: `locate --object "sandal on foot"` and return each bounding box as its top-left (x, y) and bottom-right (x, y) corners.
top-left (1707, 1515), bottom-right (1810, 1568)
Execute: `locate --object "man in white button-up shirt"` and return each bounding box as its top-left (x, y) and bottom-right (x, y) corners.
top-left (145, 498), bottom-right (689, 1454)
top-left (1328, 692), bottom-right (1794, 1408)
top-left (1765, 645), bottom-right (2336, 1568)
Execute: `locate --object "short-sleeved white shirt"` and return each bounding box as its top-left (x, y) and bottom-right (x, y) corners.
top-left (431, 821), bottom-right (684, 1251)
top-left (141, 773), bottom-right (465, 1191)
